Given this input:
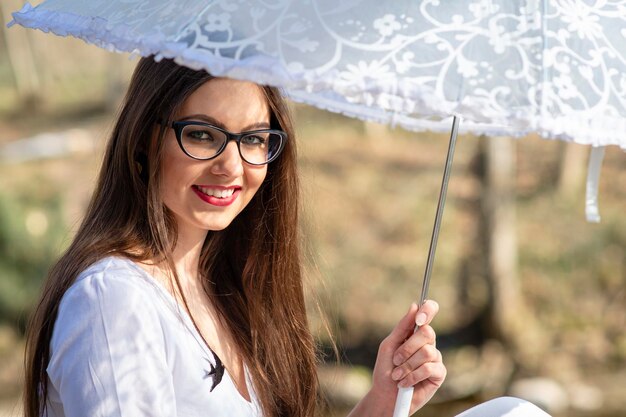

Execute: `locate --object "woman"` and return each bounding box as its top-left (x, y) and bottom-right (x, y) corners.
top-left (23, 57), bottom-right (446, 417)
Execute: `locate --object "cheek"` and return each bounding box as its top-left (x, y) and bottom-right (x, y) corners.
top-left (248, 166), bottom-right (268, 192)
top-left (160, 139), bottom-right (192, 200)
top-left (160, 150), bottom-right (179, 189)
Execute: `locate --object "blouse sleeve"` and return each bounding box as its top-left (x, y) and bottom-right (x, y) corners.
top-left (46, 268), bottom-right (176, 417)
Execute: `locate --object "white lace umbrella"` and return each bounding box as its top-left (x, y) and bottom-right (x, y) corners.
top-left (9, 0), bottom-right (626, 218)
top-left (8, 1), bottom-right (626, 415)
top-left (9, 0), bottom-right (626, 148)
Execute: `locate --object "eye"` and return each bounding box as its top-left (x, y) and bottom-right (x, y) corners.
top-left (241, 134), bottom-right (267, 146)
top-left (186, 129), bottom-right (216, 142)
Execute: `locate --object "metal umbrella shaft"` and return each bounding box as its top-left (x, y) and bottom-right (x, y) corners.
top-left (392, 115), bottom-right (460, 417)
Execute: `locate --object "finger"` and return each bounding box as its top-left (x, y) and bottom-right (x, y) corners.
top-left (397, 361), bottom-right (447, 388)
top-left (391, 344), bottom-right (441, 381)
top-left (414, 299), bottom-right (439, 327)
top-left (386, 302), bottom-right (419, 345)
top-left (392, 325), bottom-right (436, 366)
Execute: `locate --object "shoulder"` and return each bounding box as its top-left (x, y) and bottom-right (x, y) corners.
top-left (53, 257), bottom-right (166, 341)
top-left (72, 256), bottom-right (154, 292)
top-left (61, 256), bottom-right (160, 309)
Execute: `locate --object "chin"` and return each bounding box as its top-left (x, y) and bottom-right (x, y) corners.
top-left (203, 218), bottom-right (236, 231)
top-left (208, 224), bottom-right (229, 231)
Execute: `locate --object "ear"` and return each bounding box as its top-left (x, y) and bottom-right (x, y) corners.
top-left (134, 151), bottom-right (149, 184)
top-left (135, 124), bottom-right (164, 184)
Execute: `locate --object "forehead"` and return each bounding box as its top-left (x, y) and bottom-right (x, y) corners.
top-left (177, 78), bottom-right (270, 131)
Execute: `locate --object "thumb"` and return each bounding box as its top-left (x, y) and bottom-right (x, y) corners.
top-left (387, 302), bottom-right (419, 345)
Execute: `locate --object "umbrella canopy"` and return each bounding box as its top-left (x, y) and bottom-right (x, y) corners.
top-left (8, 0), bottom-right (626, 149)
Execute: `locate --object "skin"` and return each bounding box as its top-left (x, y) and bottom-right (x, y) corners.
top-left (152, 77), bottom-right (446, 413)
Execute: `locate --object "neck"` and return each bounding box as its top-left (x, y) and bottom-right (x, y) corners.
top-left (170, 222), bottom-right (209, 284)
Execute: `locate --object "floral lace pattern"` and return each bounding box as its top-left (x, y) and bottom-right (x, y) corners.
top-left (9, 0), bottom-right (626, 148)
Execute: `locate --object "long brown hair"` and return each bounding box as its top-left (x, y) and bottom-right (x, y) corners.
top-left (23, 57), bottom-right (319, 417)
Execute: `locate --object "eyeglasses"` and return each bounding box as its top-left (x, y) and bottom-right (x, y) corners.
top-left (169, 121), bottom-right (287, 166)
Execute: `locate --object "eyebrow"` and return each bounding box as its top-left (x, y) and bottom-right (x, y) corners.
top-left (179, 114), bottom-right (271, 131)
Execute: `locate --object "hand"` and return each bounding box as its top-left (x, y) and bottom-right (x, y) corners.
top-left (370, 301), bottom-right (446, 415)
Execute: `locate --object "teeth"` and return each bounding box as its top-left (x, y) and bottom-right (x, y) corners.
top-left (197, 186), bottom-right (236, 198)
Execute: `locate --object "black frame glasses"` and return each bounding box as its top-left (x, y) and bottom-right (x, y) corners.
top-left (169, 120), bottom-right (287, 166)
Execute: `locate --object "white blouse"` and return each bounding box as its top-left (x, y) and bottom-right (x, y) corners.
top-left (45, 256), bottom-right (262, 417)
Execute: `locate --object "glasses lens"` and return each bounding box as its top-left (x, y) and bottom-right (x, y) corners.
top-left (180, 124), bottom-right (227, 159)
top-left (240, 132), bottom-right (283, 164)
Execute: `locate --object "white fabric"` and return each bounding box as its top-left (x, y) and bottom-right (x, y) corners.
top-left (8, 0), bottom-right (626, 149)
top-left (454, 397), bottom-right (553, 417)
top-left (585, 146), bottom-right (605, 223)
top-left (45, 256), bottom-right (262, 417)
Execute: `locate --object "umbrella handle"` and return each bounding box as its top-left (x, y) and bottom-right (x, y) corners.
top-left (392, 386), bottom-right (414, 417)
top-left (392, 116), bottom-right (460, 417)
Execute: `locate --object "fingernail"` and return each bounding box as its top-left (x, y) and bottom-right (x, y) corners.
top-left (393, 354), bottom-right (402, 366)
top-left (397, 380), bottom-right (409, 388)
top-left (416, 312), bottom-right (427, 326)
top-left (391, 368), bottom-right (403, 381)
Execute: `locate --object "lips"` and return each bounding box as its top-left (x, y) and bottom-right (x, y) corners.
top-left (192, 185), bottom-right (241, 206)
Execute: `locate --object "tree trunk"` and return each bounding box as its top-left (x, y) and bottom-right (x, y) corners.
top-left (480, 135), bottom-right (545, 370)
top-left (0, 0), bottom-right (42, 106)
top-left (483, 136), bottom-right (519, 333)
top-left (558, 142), bottom-right (588, 198)
top-left (104, 54), bottom-right (131, 111)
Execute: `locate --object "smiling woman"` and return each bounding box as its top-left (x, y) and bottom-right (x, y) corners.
top-left (22, 57), bottom-right (446, 417)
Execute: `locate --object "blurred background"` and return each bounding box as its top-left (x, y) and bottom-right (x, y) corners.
top-left (0, 1), bottom-right (625, 416)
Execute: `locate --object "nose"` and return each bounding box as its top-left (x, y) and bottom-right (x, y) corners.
top-left (209, 141), bottom-right (244, 177)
